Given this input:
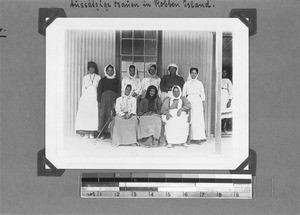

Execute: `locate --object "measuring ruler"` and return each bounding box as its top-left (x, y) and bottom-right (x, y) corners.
top-left (80, 173), bottom-right (252, 199)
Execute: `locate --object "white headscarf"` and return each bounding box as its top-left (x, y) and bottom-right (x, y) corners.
top-left (104, 64), bottom-right (116, 79)
top-left (120, 84), bottom-right (134, 113)
top-left (187, 68), bottom-right (199, 81)
top-left (167, 63), bottom-right (180, 76)
top-left (170, 85), bottom-right (182, 109)
top-left (127, 64), bottom-right (138, 79)
top-left (147, 64), bottom-right (159, 78)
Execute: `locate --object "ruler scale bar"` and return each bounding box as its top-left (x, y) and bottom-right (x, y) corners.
top-left (80, 173), bottom-right (253, 199)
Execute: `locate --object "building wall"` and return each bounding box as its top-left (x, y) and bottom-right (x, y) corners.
top-left (64, 30), bottom-right (115, 135)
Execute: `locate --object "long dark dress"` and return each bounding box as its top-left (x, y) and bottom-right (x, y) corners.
top-left (137, 97), bottom-right (162, 140)
top-left (97, 77), bottom-right (121, 133)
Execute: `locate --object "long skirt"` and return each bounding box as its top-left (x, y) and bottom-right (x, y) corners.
top-left (187, 94), bottom-right (206, 140)
top-left (75, 87), bottom-right (98, 133)
top-left (162, 109), bottom-right (189, 144)
top-left (98, 90), bottom-right (118, 133)
top-left (111, 116), bottom-right (138, 146)
top-left (137, 115), bottom-right (162, 140)
top-left (221, 89), bottom-right (233, 119)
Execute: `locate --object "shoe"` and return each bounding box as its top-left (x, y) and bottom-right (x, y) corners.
top-left (183, 143), bottom-right (189, 147)
top-left (89, 134), bottom-right (94, 139)
top-left (167, 144), bottom-right (172, 148)
top-left (83, 134), bottom-right (89, 139)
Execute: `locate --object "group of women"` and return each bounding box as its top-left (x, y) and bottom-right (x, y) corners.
top-left (75, 61), bottom-right (231, 148)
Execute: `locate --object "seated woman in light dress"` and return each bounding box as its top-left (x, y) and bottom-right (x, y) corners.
top-left (182, 67), bottom-right (206, 144)
top-left (161, 85), bottom-right (191, 148)
top-left (137, 85), bottom-right (162, 147)
top-left (141, 64), bottom-right (161, 98)
top-left (110, 84), bottom-right (138, 147)
top-left (75, 61), bottom-right (101, 139)
top-left (121, 64), bottom-right (141, 99)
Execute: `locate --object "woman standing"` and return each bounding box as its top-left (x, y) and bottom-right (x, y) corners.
top-left (221, 68), bottom-right (233, 133)
top-left (141, 64), bottom-right (161, 98)
top-left (97, 64), bottom-right (121, 139)
top-left (121, 64), bottom-right (141, 99)
top-left (111, 84), bottom-right (138, 147)
top-left (161, 85), bottom-right (191, 148)
top-left (182, 67), bottom-right (206, 143)
top-left (75, 61), bottom-right (101, 139)
top-left (137, 85), bottom-right (162, 147)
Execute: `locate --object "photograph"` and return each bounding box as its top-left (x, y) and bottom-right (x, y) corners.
top-left (45, 18), bottom-right (249, 169)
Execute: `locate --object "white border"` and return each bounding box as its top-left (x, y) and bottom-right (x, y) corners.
top-left (46, 18), bottom-right (249, 170)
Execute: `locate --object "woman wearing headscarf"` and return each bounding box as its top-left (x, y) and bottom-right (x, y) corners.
top-left (75, 61), bottom-right (101, 139)
top-left (141, 64), bottom-right (161, 98)
top-left (182, 67), bottom-right (206, 143)
top-left (137, 85), bottom-right (162, 147)
top-left (121, 64), bottom-right (141, 98)
top-left (221, 68), bottom-right (233, 133)
top-left (160, 64), bottom-right (185, 101)
top-left (111, 84), bottom-right (138, 146)
top-left (97, 64), bottom-right (121, 139)
top-left (161, 85), bottom-right (191, 148)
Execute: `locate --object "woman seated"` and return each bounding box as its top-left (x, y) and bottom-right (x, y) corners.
top-left (137, 85), bottom-right (162, 147)
top-left (161, 85), bottom-right (191, 148)
top-left (111, 84), bottom-right (138, 147)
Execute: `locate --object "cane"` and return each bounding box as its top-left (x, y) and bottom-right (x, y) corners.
top-left (93, 109), bottom-right (114, 143)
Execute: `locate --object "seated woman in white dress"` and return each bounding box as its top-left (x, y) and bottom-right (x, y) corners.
top-left (121, 64), bottom-right (141, 99)
top-left (111, 84), bottom-right (138, 147)
top-left (141, 64), bottom-right (161, 98)
top-left (161, 85), bottom-right (191, 148)
top-left (182, 67), bottom-right (206, 144)
top-left (75, 61), bottom-right (101, 139)
top-left (137, 85), bottom-right (162, 147)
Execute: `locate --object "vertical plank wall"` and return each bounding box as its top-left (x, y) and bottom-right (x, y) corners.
top-left (64, 30), bottom-right (116, 135)
top-left (162, 31), bottom-right (214, 136)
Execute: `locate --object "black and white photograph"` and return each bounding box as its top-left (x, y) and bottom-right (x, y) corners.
top-left (1, 0), bottom-right (299, 214)
top-left (46, 18), bottom-right (249, 169)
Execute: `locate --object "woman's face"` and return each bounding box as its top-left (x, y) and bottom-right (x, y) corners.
top-left (106, 67), bottom-right (114, 77)
top-left (190, 69), bottom-right (198, 79)
top-left (125, 86), bottom-right (131, 96)
top-left (168, 66), bottom-right (177, 75)
top-left (88, 67), bottom-right (95, 74)
top-left (149, 88), bottom-right (156, 97)
top-left (129, 67), bottom-right (135, 77)
top-left (148, 66), bottom-right (156, 76)
top-left (173, 87), bottom-right (180, 98)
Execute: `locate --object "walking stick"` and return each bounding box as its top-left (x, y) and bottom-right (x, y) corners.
top-left (93, 110), bottom-right (114, 143)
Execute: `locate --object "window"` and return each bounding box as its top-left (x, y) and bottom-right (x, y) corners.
top-left (119, 30), bottom-right (159, 79)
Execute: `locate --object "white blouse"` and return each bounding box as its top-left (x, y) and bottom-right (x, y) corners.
top-left (81, 74), bottom-right (101, 94)
top-left (115, 96), bottom-right (137, 117)
top-left (221, 78), bottom-right (233, 99)
top-left (182, 79), bottom-right (206, 101)
top-left (141, 77), bottom-right (161, 96)
top-left (121, 76), bottom-right (142, 96)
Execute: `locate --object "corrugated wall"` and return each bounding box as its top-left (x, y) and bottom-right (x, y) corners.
top-left (64, 30), bottom-right (116, 135)
top-left (162, 31), bottom-right (214, 136)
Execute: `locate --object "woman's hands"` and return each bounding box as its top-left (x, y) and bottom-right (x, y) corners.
top-left (166, 112), bottom-right (172, 120)
top-left (227, 99), bottom-right (232, 108)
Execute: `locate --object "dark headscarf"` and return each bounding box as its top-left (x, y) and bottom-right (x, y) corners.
top-left (145, 85), bottom-right (158, 112)
top-left (87, 61), bottom-right (99, 74)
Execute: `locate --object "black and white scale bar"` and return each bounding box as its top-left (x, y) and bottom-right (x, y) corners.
top-left (81, 190), bottom-right (252, 199)
top-left (80, 174), bottom-right (252, 199)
